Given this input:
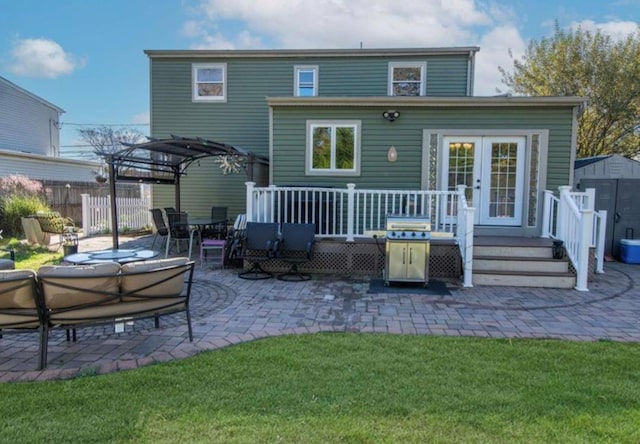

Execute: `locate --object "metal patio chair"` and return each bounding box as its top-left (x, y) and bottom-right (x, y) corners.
top-left (165, 211), bottom-right (196, 259)
top-left (237, 222), bottom-right (279, 280)
top-left (149, 209), bottom-right (169, 250)
top-left (276, 223), bottom-right (316, 281)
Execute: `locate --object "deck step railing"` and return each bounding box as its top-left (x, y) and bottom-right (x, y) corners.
top-left (542, 186), bottom-right (606, 291)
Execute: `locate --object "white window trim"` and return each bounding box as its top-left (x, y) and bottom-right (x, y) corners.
top-left (294, 65), bottom-right (318, 97)
top-left (388, 61), bottom-right (427, 96)
top-left (306, 120), bottom-right (361, 176)
top-left (192, 63), bottom-right (227, 102)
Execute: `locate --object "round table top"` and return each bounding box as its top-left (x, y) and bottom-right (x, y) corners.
top-left (63, 249), bottom-right (159, 265)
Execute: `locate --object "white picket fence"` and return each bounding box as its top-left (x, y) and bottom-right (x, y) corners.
top-left (81, 194), bottom-right (152, 236)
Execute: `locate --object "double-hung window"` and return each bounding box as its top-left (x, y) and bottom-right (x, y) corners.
top-left (192, 63), bottom-right (227, 102)
top-left (388, 62), bottom-right (426, 96)
top-left (295, 65), bottom-right (318, 97)
top-left (306, 121), bottom-right (360, 176)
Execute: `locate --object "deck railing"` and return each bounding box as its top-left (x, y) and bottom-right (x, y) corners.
top-left (542, 186), bottom-right (606, 291)
top-left (246, 182), bottom-right (476, 287)
top-left (246, 182), bottom-right (465, 238)
top-left (81, 194), bottom-right (151, 235)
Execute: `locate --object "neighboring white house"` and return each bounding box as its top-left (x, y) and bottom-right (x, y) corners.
top-left (0, 76), bottom-right (99, 179)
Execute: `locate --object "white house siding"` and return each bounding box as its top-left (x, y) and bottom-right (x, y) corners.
top-left (0, 77), bottom-right (63, 156)
top-left (0, 149), bottom-right (98, 182)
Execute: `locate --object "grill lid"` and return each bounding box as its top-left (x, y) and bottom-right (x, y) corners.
top-left (385, 214), bottom-right (431, 232)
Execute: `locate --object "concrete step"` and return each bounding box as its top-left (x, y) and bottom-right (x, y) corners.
top-left (472, 270), bottom-right (575, 288)
top-left (474, 244), bottom-right (552, 259)
top-left (473, 256), bottom-right (569, 273)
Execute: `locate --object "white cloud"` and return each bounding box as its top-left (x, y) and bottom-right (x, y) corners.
top-left (184, 0), bottom-right (524, 93)
top-left (188, 0), bottom-right (499, 49)
top-left (131, 112), bottom-right (150, 125)
top-left (474, 25), bottom-right (526, 95)
top-left (8, 38), bottom-right (83, 78)
top-left (570, 20), bottom-right (639, 40)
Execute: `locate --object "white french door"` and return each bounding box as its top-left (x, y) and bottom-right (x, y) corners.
top-left (443, 136), bottom-right (525, 226)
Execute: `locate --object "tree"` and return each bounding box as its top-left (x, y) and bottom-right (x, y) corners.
top-left (77, 126), bottom-right (145, 158)
top-left (500, 23), bottom-right (640, 158)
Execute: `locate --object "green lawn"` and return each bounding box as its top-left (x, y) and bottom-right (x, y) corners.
top-left (1, 334), bottom-right (639, 443)
top-left (1, 238), bottom-right (63, 270)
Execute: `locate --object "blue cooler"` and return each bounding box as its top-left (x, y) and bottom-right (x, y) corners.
top-left (619, 239), bottom-right (640, 264)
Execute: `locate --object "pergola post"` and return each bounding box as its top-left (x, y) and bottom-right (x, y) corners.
top-left (107, 155), bottom-right (119, 249)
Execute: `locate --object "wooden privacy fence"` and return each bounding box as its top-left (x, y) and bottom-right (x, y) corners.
top-left (81, 194), bottom-right (151, 235)
top-left (42, 180), bottom-right (141, 225)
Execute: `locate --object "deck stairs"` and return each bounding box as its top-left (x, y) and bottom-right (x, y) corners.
top-left (472, 236), bottom-right (575, 289)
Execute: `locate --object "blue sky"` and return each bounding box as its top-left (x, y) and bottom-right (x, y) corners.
top-left (0, 0), bottom-right (638, 158)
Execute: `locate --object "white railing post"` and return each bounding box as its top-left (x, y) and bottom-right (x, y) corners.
top-left (462, 206), bottom-right (475, 288)
top-left (585, 188), bottom-right (596, 211)
top-left (575, 207), bottom-right (594, 292)
top-left (81, 194), bottom-right (90, 237)
top-left (557, 186), bottom-right (572, 241)
top-left (541, 190), bottom-right (553, 238)
top-left (346, 183), bottom-right (356, 242)
top-left (245, 181), bottom-right (255, 222)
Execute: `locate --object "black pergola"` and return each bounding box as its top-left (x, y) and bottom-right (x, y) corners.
top-left (104, 135), bottom-right (269, 248)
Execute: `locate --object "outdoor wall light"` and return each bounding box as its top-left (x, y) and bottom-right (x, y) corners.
top-left (382, 110), bottom-right (400, 122)
top-left (387, 146), bottom-right (398, 162)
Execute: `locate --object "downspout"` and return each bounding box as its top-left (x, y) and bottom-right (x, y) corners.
top-left (466, 50), bottom-right (476, 96)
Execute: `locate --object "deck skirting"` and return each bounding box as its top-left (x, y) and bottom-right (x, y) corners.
top-left (243, 238), bottom-right (461, 279)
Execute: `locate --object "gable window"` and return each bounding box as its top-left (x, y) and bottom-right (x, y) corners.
top-left (192, 63), bottom-right (227, 102)
top-left (388, 62), bottom-right (426, 96)
top-left (295, 65), bottom-right (318, 97)
top-left (306, 120), bottom-right (360, 176)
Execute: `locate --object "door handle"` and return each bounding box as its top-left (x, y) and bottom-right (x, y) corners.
top-left (614, 212), bottom-right (621, 223)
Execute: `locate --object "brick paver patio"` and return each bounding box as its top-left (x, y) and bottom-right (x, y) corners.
top-left (1, 234), bottom-right (639, 382)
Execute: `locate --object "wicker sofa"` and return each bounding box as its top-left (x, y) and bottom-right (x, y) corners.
top-left (0, 257), bottom-right (195, 370)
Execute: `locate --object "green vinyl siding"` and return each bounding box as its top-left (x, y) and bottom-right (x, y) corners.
top-left (149, 52), bottom-right (471, 216)
top-left (271, 106), bottom-right (574, 192)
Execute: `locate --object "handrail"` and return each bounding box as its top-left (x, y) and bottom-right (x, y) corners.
top-left (455, 185), bottom-right (475, 288)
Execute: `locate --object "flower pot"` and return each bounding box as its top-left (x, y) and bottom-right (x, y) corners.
top-left (63, 245), bottom-right (78, 256)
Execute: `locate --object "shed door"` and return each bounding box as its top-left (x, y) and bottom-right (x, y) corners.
top-left (582, 179), bottom-right (640, 257)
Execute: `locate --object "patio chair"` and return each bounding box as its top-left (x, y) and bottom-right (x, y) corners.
top-left (225, 214), bottom-right (247, 267)
top-left (165, 211), bottom-right (196, 259)
top-left (207, 206), bottom-right (228, 239)
top-left (32, 211), bottom-right (77, 249)
top-left (276, 223), bottom-right (316, 281)
top-left (237, 222), bottom-right (279, 280)
top-left (149, 208), bottom-right (169, 249)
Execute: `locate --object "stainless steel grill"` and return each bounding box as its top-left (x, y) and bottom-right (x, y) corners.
top-left (385, 214), bottom-right (431, 286)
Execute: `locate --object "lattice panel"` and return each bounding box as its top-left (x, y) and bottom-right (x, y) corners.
top-left (243, 240), bottom-right (460, 279)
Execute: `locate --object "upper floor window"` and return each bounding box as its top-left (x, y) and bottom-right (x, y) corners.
top-left (192, 63), bottom-right (227, 102)
top-left (388, 62), bottom-right (426, 96)
top-left (306, 120), bottom-right (360, 176)
top-left (295, 65), bottom-right (318, 97)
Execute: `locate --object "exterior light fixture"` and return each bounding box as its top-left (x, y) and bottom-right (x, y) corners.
top-left (382, 110), bottom-right (400, 122)
top-left (387, 146), bottom-right (398, 162)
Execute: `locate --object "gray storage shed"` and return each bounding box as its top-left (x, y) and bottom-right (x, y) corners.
top-left (574, 154), bottom-right (640, 257)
